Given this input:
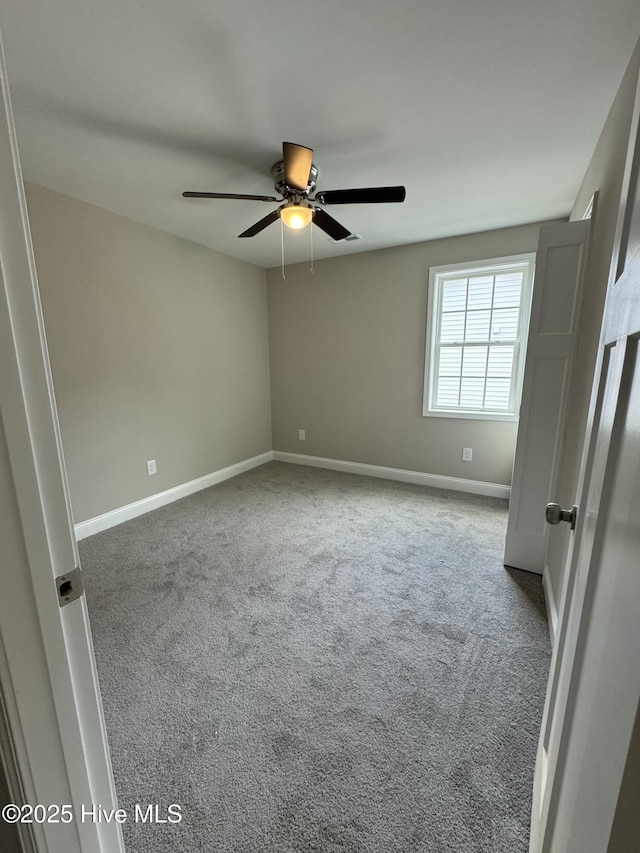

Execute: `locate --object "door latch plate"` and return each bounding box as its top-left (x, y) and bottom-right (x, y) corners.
top-left (56, 567), bottom-right (83, 607)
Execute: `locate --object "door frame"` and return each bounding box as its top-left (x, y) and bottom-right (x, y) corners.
top-left (0, 25), bottom-right (123, 853)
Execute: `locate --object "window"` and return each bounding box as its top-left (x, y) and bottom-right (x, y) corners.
top-left (423, 254), bottom-right (535, 421)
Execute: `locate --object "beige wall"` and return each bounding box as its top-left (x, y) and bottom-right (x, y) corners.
top-left (545, 39), bottom-right (640, 608)
top-left (267, 222), bottom-right (557, 486)
top-left (607, 702), bottom-right (640, 853)
top-left (26, 184), bottom-right (271, 523)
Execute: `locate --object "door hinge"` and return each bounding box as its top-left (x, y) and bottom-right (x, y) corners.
top-left (56, 567), bottom-right (84, 607)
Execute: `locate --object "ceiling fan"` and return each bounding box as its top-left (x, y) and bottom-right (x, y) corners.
top-left (183, 142), bottom-right (406, 241)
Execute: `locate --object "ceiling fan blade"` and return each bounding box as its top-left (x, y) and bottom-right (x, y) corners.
top-left (238, 209), bottom-right (280, 238)
top-left (283, 142), bottom-right (314, 191)
top-left (312, 208), bottom-right (352, 241)
top-left (315, 186), bottom-right (406, 205)
top-left (183, 191), bottom-right (280, 202)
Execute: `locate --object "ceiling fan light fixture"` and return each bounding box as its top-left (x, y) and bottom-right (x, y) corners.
top-left (184, 141), bottom-right (405, 245)
top-left (280, 204), bottom-right (313, 230)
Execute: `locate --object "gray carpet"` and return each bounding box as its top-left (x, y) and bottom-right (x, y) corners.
top-left (80, 461), bottom-right (550, 853)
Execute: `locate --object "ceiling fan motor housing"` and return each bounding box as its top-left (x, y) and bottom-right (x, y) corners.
top-left (271, 160), bottom-right (318, 201)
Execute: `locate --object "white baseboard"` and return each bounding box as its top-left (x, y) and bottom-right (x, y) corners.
top-left (74, 451), bottom-right (274, 540)
top-left (542, 567), bottom-right (558, 645)
top-left (76, 449), bottom-right (510, 541)
top-left (272, 451), bottom-right (511, 500)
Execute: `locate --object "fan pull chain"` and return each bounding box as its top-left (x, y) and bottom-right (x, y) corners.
top-left (280, 217), bottom-right (286, 280)
top-left (310, 218), bottom-right (315, 274)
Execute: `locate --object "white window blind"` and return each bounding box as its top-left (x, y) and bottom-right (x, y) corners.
top-left (423, 255), bottom-right (535, 420)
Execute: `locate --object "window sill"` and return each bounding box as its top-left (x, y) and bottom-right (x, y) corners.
top-left (422, 408), bottom-right (519, 422)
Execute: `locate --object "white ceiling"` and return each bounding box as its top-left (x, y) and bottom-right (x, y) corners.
top-left (1, 1), bottom-right (640, 269)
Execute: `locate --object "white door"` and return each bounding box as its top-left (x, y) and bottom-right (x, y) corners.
top-left (0, 27), bottom-right (124, 853)
top-left (504, 219), bottom-right (590, 574)
top-left (530, 71), bottom-right (640, 853)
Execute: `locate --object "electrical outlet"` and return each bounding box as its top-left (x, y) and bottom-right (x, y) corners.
top-left (462, 447), bottom-right (473, 462)
top-left (298, 429), bottom-right (306, 441)
top-left (146, 459), bottom-right (157, 476)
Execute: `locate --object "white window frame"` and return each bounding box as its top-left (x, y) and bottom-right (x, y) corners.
top-left (422, 253), bottom-right (535, 421)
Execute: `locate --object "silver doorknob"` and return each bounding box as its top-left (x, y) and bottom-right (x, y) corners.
top-left (545, 502), bottom-right (577, 530)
